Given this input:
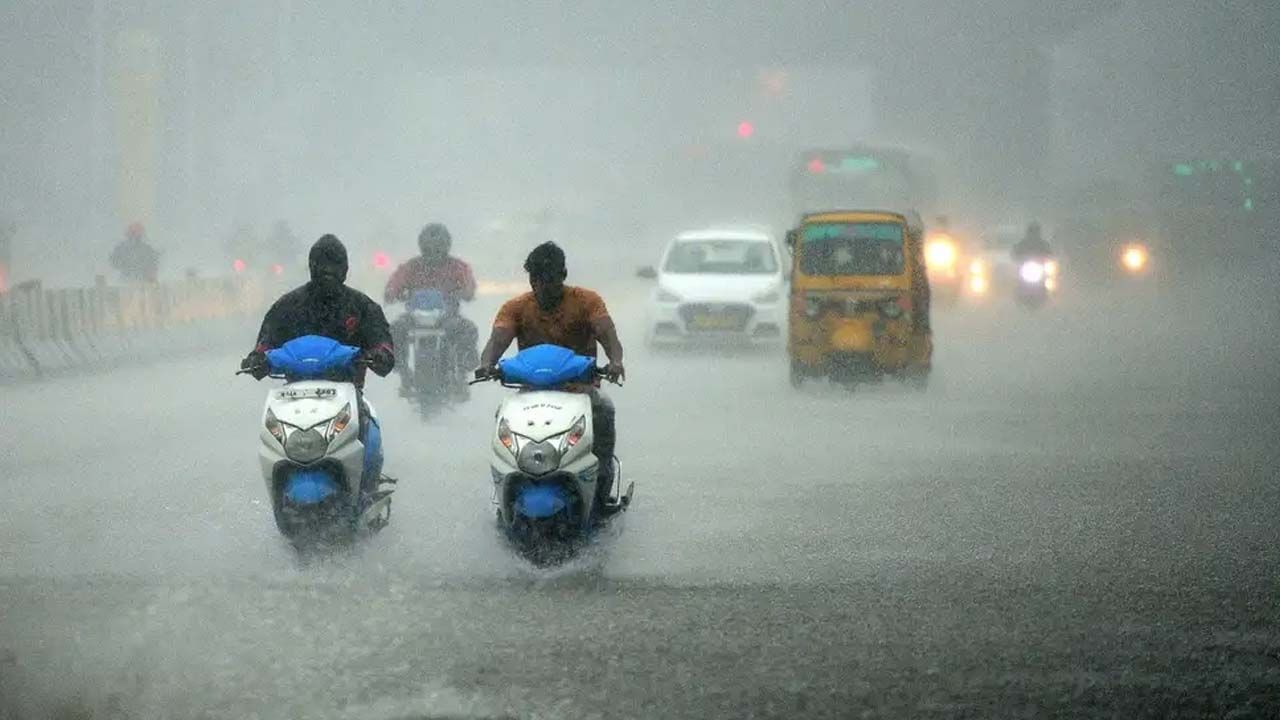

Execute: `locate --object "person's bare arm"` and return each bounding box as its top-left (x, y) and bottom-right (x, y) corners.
top-left (592, 316), bottom-right (625, 381)
top-left (479, 326), bottom-right (517, 370)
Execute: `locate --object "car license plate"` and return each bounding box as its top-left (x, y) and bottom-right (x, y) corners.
top-left (690, 313), bottom-right (738, 330)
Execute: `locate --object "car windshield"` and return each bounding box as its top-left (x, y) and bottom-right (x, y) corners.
top-left (799, 222), bottom-right (905, 276)
top-left (663, 240), bottom-right (778, 275)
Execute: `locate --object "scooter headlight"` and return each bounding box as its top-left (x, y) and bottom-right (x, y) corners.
top-left (517, 440), bottom-right (561, 476)
top-left (1019, 261), bottom-right (1046, 284)
top-left (284, 428), bottom-right (327, 464)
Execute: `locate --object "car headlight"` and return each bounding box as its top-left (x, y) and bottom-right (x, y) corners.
top-left (1044, 259), bottom-right (1059, 277)
top-left (752, 289), bottom-right (781, 304)
top-left (655, 287), bottom-right (681, 303)
top-left (1019, 261), bottom-right (1045, 283)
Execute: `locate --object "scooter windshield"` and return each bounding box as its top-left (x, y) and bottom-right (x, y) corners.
top-left (408, 289), bottom-right (446, 311)
top-left (267, 335), bottom-right (361, 380)
top-left (500, 344), bottom-right (595, 388)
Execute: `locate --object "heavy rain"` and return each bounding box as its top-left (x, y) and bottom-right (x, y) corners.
top-left (2, 2), bottom-right (1278, 718)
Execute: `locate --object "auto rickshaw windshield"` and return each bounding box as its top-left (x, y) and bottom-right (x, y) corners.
top-left (798, 222), bottom-right (905, 276)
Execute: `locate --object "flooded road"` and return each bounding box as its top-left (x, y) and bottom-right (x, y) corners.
top-left (3, 278), bottom-right (1278, 718)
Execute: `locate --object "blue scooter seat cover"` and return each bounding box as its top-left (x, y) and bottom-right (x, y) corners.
top-left (499, 344), bottom-right (594, 387)
top-left (515, 484), bottom-right (569, 519)
top-left (283, 469), bottom-right (340, 504)
top-left (267, 335), bottom-right (360, 378)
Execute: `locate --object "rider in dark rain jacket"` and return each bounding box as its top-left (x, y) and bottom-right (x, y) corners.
top-left (241, 234), bottom-right (395, 385)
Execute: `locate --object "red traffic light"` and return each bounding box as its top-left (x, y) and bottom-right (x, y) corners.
top-left (807, 157), bottom-right (825, 174)
top-left (372, 251), bottom-right (391, 270)
top-left (232, 258), bottom-right (246, 273)
top-left (736, 121), bottom-right (755, 139)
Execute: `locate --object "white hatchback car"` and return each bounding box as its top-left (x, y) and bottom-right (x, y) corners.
top-left (641, 228), bottom-right (787, 346)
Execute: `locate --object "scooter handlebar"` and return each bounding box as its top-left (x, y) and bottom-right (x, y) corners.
top-left (469, 366), bottom-right (621, 387)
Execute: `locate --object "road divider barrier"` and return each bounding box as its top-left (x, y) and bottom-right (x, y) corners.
top-left (0, 276), bottom-right (270, 382)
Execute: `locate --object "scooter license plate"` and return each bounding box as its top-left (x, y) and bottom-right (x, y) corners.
top-left (276, 387), bottom-right (337, 401)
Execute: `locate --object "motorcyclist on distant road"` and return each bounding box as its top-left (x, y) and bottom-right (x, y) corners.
top-left (384, 222), bottom-right (480, 397)
top-left (110, 222), bottom-right (160, 283)
top-left (476, 241), bottom-right (626, 512)
top-left (1012, 221), bottom-right (1054, 262)
top-left (240, 234), bottom-right (395, 387)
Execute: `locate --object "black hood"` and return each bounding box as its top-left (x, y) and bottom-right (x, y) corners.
top-left (308, 234), bottom-right (349, 286)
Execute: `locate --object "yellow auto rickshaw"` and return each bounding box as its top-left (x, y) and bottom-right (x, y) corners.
top-left (785, 210), bottom-right (932, 389)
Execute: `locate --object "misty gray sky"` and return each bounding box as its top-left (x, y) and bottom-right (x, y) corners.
top-left (1, 1), bottom-right (1275, 282)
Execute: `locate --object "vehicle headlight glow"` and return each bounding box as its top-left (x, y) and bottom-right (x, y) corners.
top-left (1044, 259), bottom-right (1059, 277)
top-left (969, 259), bottom-right (986, 276)
top-left (1020, 261), bottom-right (1045, 284)
top-left (925, 239), bottom-right (957, 270)
top-left (968, 275), bottom-right (988, 295)
top-left (655, 287), bottom-right (681, 303)
top-left (1121, 244), bottom-right (1149, 273)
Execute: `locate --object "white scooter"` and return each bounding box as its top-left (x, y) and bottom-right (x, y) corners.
top-left (473, 344), bottom-right (634, 565)
top-left (239, 335), bottom-right (394, 551)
